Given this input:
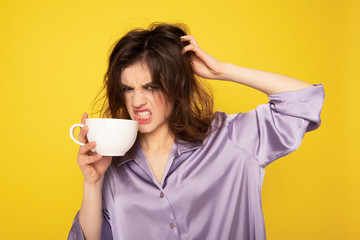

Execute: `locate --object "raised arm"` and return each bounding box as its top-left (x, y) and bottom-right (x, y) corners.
top-left (180, 35), bottom-right (313, 95)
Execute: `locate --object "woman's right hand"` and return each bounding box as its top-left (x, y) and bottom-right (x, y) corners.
top-left (77, 112), bottom-right (112, 184)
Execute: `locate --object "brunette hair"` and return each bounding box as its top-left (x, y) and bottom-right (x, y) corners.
top-left (93, 22), bottom-right (216, 143)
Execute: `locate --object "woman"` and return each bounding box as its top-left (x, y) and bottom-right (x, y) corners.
top-left (68, 23), bottom-right (324, 240)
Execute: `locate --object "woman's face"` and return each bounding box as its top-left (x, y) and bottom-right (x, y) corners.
top-left (120, 61), bottom-right (173, 135)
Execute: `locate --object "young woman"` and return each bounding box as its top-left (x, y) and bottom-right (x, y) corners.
top-left (68, 23), bottom-right (324, 240)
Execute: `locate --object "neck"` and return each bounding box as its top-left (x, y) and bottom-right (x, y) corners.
top-left (138, 125), bottom-right (175, 152)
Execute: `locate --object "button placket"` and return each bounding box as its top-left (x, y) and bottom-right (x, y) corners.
top-left (157, 191), bottom-right (178, 233)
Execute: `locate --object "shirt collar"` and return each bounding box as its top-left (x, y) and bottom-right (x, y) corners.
top-left (115, 137), bottom-right (204, 167)
top-left (173, 138), bottom-right (203, 157)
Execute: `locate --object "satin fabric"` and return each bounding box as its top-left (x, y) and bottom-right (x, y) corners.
top-left (68, 84), bottom-right (324, 240)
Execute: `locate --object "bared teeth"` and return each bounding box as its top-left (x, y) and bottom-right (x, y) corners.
top-left (137, 111), bottom-right (151, 119)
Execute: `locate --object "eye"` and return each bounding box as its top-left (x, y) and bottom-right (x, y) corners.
top-left (144, 85), bottom-right (159, 91)
top-left (121, 86), bottom-right (133, 92)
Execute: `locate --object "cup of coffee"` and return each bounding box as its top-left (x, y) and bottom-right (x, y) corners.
top-left (69, 118), bottom-right (138, 156)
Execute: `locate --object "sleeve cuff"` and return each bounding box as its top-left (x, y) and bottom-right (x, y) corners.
top-left (268, 84), bottom-right (325, 131)
top-left (67, 211), bottom-right (85, 240)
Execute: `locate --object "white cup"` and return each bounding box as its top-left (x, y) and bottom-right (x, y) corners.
top-left (69, 118), bottom-right (138, 156)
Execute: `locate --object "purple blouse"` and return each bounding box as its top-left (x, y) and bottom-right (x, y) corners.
top-left (68, 84), bottom-right (325, 240)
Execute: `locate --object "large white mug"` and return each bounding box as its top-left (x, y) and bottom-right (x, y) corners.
top-left (69, 118), bottom-right (138, 156)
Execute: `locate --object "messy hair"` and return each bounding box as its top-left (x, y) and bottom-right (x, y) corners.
top-left (93, 22), bottom-right (216, 143)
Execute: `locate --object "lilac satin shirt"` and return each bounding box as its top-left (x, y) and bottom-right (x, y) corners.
top-left (68, 84), bottom-right (324, 240)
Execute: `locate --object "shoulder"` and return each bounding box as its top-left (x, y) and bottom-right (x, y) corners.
top-left (206, 111), bottom-right (247, 141)
top-left (211, 111), bottom-right (243, 126)
top-left (211, 111), bottom-right (252, 132)
top-left (208, 110), bottom-right (259, 147)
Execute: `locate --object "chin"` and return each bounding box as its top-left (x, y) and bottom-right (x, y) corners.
top-left (137, 125), bottom-right (154, 134)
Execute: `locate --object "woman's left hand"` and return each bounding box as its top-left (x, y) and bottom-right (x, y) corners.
top-left (181, 35), bottom-right (225, 80)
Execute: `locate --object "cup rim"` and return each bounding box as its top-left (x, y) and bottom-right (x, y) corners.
top-left (86, 118), bottom-right (137, 123)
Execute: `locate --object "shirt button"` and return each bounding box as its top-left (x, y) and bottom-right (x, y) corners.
top-left (160, 192), bottom-right (164, 198)
top-left (169, 223), bottom-right (175, 229)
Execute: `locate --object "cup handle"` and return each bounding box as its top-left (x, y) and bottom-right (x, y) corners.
top-left (69, 124), bottom-right (86, 146)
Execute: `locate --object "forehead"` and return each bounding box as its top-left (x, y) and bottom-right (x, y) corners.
top-left (120, 61), bottom-right (152, 86)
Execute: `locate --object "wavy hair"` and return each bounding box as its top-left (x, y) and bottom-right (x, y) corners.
top-left (93, 22), bottom-right (216, 143)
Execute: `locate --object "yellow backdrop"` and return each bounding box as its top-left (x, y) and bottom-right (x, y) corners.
top-left (1, 0), bottom-right (359, 239)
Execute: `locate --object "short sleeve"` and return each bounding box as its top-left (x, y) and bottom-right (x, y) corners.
top-left (227, 84), bottom-right (325, 167)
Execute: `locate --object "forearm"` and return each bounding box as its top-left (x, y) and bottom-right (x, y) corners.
top-left (219, 63), bottom-right (313, 95)
top-left (79, 178), bottom-right (104, 240)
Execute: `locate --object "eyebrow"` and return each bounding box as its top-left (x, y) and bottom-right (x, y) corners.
top-left (119, 83), bottom-right (131, 88)
top-left (120, 82), bottom-right (156, 88)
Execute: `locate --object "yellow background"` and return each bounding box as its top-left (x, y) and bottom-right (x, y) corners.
top-left (1, 0), bottom-right (359, 239)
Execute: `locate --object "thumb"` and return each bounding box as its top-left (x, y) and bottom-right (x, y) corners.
top-left (81, 112), bottom-right (88, 125)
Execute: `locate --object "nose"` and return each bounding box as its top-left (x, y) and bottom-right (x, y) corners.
top-left (132, 90), bottom-right (147, 108)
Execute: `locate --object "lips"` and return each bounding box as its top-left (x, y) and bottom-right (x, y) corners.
top-left (134, 109), bottom-right (152, 124)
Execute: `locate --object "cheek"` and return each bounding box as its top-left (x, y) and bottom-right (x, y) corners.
top-left (153, 93), bottom-right (172, 116)
top-left (152, 92), bottom-right (165, 106)
top-left (153, 93), bottom-right (165, 106)
top-left (123, 95), bottom-right (132, 111)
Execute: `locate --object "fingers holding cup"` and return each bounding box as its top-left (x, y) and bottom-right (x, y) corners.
top-left (78, 113), bottom-right (89, 144)
top-left (79, 141), bottom-right (97, 156)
